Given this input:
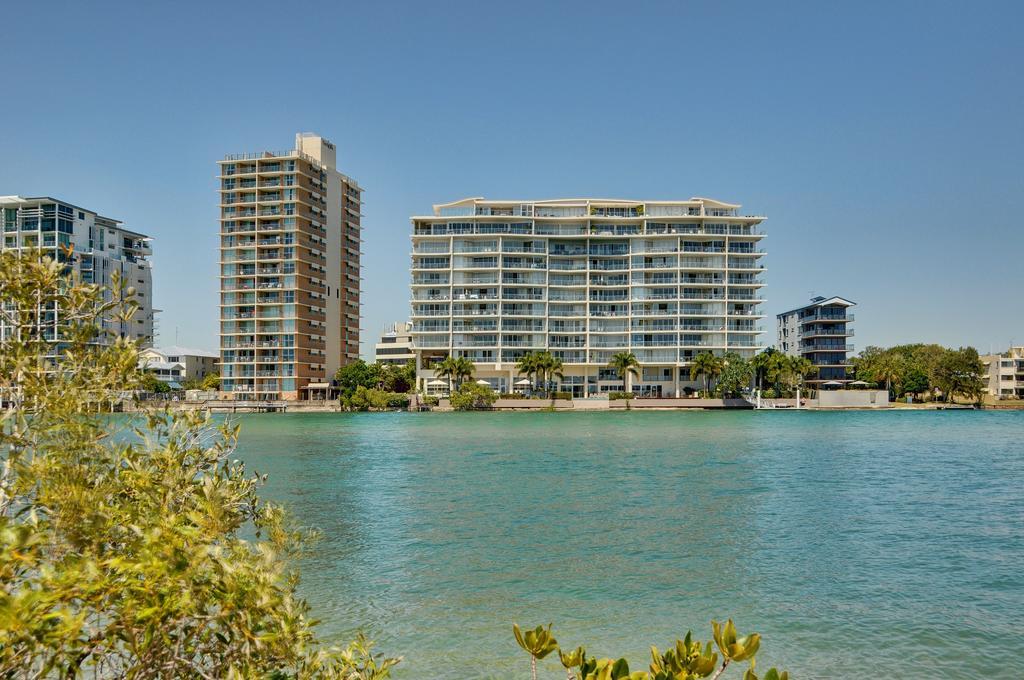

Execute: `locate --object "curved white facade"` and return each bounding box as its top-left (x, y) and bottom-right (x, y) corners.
top-left (410, 197), bottom-right (766, 397)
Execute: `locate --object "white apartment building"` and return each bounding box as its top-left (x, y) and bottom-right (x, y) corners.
top-left (982, 347), bottom-right (1024, 399)
top-left (375, 321), bottom-right (415, 366)
top-left (139, 346), bottom-right (218, 387)
top-left (1, 195), bottom-right (154, 347)
top-left (409, 197), bottom-right (766, 397)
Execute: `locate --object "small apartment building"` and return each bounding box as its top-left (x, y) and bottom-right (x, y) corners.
top-left (0, 195), bottom-right (154, 349)
top-left (375, 321), bottom-right (415, 366)
top-left (139, 346), bottom-right (218, 387)
top-left (982, 347), bottom-right (1024, 399)
top-left (218, 133), bottom-right (362, 401)
top-left (409, 197), bottom-right (766, 397)
top-left (777, 296), bottom-right (855, 388)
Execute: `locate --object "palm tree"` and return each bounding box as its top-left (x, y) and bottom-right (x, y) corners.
top-left (433, 355), bottom-right (474, 392)
top-left (786, 356), bottom-right (816, 394)
top-left (516, 352), bottom-right (540, 392)
top-left (433, 356), bottom-right (458, 394)
top-left (751, 348), bottom-right (777, 392)
top-left (871, 354), bottom-right (904, 397)
top-left (608, 351), bottom-right (640, 393)
top-left (690, 351), bottom-right (724, 397)
top-left (535, 351), bottom-right (564, 394)
top-left (452, 356), bottom-right (475, 389)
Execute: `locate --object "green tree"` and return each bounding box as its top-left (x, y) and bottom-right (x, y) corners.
top-left (715, 353), bottom-right (754, 398)
top-left (433, 356), bottom-right (458, 393)
top-left (932, 346), bottom-right (985, 404)
top-left (141, 370), bottom-right (171, 394)
top-left (535, 351), bottom-right (564, 394)
top-left (378, 360), bottom-right (415, 394)
top-left (750, 348), bottom-right (778, 392)
top-left (689, 352), bottom-right (724, 397)
top-left (608, 351), bottom-right (641, 393)
top-left (449, 381), bottom-right (497, 410)
top-left (335, 359), bottom-right (381, 399)
top-left (903, 367), bottom-right (929, 398)
top-left (516, 352), bottom-right (542, 392)
top-left (200, 372), bottom-right (221, 391)
top-left (871, 352), bottom-right (906, 397)
top-left (433, 356), bottom-right (474, 392)
top-left (0, 250), bottom-right (397, 678)
top-left (785, 355), bottom-right (816, 394)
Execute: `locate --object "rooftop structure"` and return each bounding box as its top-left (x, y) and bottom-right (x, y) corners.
top-left (375, 321), bottom-right (414, 366)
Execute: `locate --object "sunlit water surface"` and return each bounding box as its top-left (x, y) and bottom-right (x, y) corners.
top-left (226, 411), bottom-right (1024, 679)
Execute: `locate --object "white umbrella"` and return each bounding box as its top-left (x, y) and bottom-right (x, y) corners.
top-left (476, 379), bottom-right (491, 386)
top-left (822, 380), bottom-right (842, 386)
top-left (849, 380), bottom-right (869, 386)
top-left (515, 378), bottom-right (532, 386)
top-left (427, 379), bottom-right (446, 386)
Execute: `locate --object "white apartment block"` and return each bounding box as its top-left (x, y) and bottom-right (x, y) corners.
top-left (1, 195), bottom-right (154, 348)
top-left (982, 347), bottom-right (1024, 399)
top-left (139, 346), bottom-right (218, 387)
top-left (375, 321), bottom-right (415, 366)
top-left (409, 197), bottom-right (766, 397)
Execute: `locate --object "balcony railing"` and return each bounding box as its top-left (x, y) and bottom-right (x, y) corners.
top-left (800, 327), bottom-right (854, 337)
top-left (800, 312), bottom-right (854, 323)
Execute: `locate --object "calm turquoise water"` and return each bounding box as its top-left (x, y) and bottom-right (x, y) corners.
top-left (231, 411), bottom-right (1024, 679)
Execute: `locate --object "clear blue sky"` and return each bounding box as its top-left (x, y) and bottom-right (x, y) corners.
top-left (2, 1), bottom-right (1022, 357)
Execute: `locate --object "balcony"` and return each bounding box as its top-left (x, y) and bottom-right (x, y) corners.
top-left (800, 312), bottom-right (854, 323)
top-left (549, 247), bottom-right (588, 256)
top-left (682, 246), bottom-right (725, 253)
top-left (503, 245), bottom-right (546, 254)
top-left (800, 327), bottom-right (854, 338)
top-left (800, 343), bottom-right (854, 352)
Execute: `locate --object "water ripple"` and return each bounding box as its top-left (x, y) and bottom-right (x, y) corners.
top-left (232, 410), bottom-right (1024, 679)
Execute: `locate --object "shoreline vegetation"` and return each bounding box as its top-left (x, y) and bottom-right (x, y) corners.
top-left (1, 249), bottom-right (795, 678)
top-left (130, 342), bottom-right (993, 414)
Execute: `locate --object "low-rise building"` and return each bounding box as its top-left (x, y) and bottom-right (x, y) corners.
top-left (139, 346), bottom-right (218, 388)
top-left (982, 347), bottom-right (1024, 399)
top-left (777, 296), bottom-right (855, 388)
top-left (375, 321), bottom-right (415, 366)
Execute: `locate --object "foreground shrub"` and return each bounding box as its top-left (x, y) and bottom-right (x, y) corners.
top-left (0, 251), bottom-right (397, 678)
top-left (551, 391), bottom-right (573, 400)
top-left (513, 620), bottom-right (787, 680)
top-left (607, 391), bottom-right (635, 400)
top-left (450, 382), bottom-right (498, 410)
